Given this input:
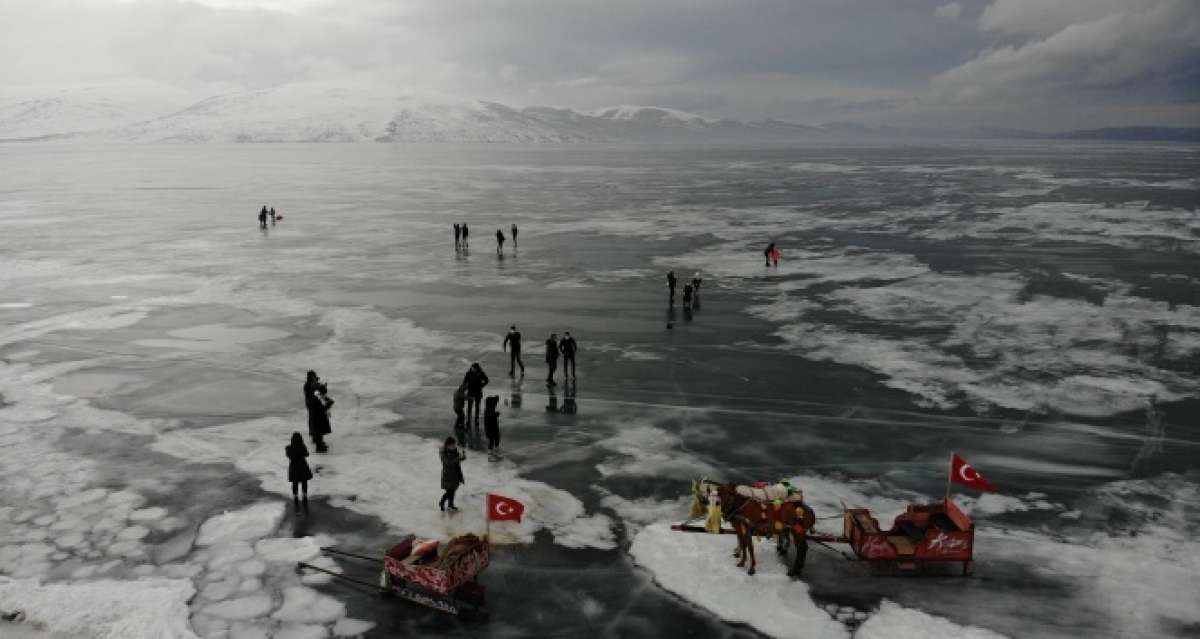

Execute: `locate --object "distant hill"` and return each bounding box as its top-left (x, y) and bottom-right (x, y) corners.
top-left (1, 83), bottom-right (1196, 144)
top-left (1053, 127), bottom-right (1200, 143)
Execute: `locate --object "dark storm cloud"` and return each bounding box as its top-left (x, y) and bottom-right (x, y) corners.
top-left (0, 0), bottom-right (1196, 128)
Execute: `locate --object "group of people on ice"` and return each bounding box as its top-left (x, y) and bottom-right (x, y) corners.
top-left (453, 223), bottom-right (518, 254)
top-left (257, 205), bottom-right (280, 228)
top-left (666, 271), bottom-right (703, 308)
top-left (285, 326), bottom-right (580, 514)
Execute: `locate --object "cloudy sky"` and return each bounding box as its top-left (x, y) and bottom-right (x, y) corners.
top-left (1, 0), bottom-right (1197, 129)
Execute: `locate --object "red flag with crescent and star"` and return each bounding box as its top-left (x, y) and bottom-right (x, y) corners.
top-left (950, 453), bottom-right (996, 492)
top-left (486, 494), bottom-right (525, 522)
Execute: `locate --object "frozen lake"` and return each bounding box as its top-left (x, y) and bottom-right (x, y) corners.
top-left (1, 141), bottom-right (1198, 638)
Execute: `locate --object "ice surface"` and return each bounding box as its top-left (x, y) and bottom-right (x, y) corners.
top-left (201, 593), bottom-right (273, 621)
top-left (271, 586), bottom-right (347, 625)
top-left (196, 503), bottom-right (285, 546)
top-left (253, 537), bottom-right (323, 564)
top-left (594, 425), bottom-right (719, 479)
top-left (156, 416), bottom-right (616, 549)
top-left (273, 625), bottom-right (329, 639)
top-left (857, 601), bottom-right (1007, 639)
top-left (0, 577), bottom-right (197, 639)
top-left (630, 523), bottom-right (849, 638)
top-left (1, 143), bottom-right (1196, 638)
top-left (331, 618), bottom-right (375, 637)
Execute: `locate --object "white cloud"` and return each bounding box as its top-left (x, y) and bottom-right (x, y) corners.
top-left (931, 0), bottom-right (1200, 105)
top-left (933, 2), bottom-right (962, 21)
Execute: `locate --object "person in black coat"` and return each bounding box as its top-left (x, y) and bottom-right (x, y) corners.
top-left (503, 326), bottom-right (525, 377)
top-left (483, 395), bottom-right (501, 453)
top-left (559, 332), bottom-right (578, 380)
top-left (462, 363), bottom-right (489, 427)
top-left (304, 370), bottom-right (333, 452)
top-left (453, 382), bottom-right (467, 432)
top-left (667, 271), bottom-right (677, 304)
top-left (286, 432), bottom-right (313, 511)
top-left (545, 333), bottom-right (559, 386)
top-left (439, 437), bottom-right (466, 511)
top-left (462, 223), bottom-right (470, 248)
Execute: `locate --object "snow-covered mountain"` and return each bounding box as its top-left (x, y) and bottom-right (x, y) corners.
top-left (586, 105), bottom-right (718, 126)
top-left (0, 82), bottom-right (828, 143)
top-left (0, 82), bottom-right (197, 140)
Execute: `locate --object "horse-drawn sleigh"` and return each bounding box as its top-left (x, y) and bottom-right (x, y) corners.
top-left (675, 479), bottom-right (975, 577)
top-left (298, 533), bottom-right (491, 618)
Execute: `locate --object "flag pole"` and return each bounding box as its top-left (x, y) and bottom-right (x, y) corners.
top-left (945, 452), bottom-right (952, 503)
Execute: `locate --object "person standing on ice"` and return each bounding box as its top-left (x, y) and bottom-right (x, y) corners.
top-left (286, 432), bottom-right (312, 512)
top-left (269, 207), bottom-right (277, 225)
top-left (559, 331), bottom-right (578, 380)
top-left (483, 395), bottom-right (502, 455)
top-left (439, 437), bottom-right (466, 512)
top-left (666, 271), bottom-right (677, 304)
top-left (545, 333), bottom-right (560, 386)
top-left (764, 241), bottom-right (775, 266)
top-left (303, 370), bottom-right (333, 453)
top-left (462, 223), bottom-right (470, 248)
top-left (511, 223), bottom-right (519, 247)
top-left (503, 325), bottom-right (525, 377)
top-left (258, 206), bottom-right (268, 228)
top-left (453, 382), bottom-right (467, 431)
top-left (454, 223), bottom-right (461, 249)
top-left (462, 363), bottom-right (489, 427)
top-left (496, 229), bottom-right (506, 254)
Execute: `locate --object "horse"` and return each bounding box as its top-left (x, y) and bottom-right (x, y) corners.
top-left (691, 479), bottom-right (815, 577)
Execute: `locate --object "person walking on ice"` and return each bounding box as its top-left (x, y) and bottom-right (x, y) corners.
top-left (559, 331), bottom-right (578, 381)
top-left (545, 332), bottom-right (560, 386)
top-left (258, 206), bottom-right (268, 228)
top-left (454, 223), bottom-right (462, 249)
top-left (462, 363), bottom-right (489, 427)
top-left (439, 436), bottom-right (466, 512)
top-left (667, 271), bottom-right (677, 304)
top-left (462, 223), bottom-right (470, 248)
top-left (286, 432), bottom-right (312, 512)
top-left (496, 229), bottom-right (506, 254)
top-left (503, 325), bottom-right (525, 377)
top-left (511, 223), bottom-right (519, 247)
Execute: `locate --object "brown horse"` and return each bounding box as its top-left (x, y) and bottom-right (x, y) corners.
top-left (692, 479), bottom-right (815, 577)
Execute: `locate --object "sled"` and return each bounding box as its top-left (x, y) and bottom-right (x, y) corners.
top-left (298, 533), bottom-right (490, 618)
top-left (673, 497), bottom-right (974, 576)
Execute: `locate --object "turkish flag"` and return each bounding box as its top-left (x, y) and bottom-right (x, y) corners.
top-left (950, 453), bottom-right (996, 492)
top-left (486, 494), bottom-right (525, 522)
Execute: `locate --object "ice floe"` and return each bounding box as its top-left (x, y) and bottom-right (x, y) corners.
top-left (630, 522), bottom-right (849, 638)
top-left (154, 415), bottom-right (617, 549)
top-left (856, 600), bottom-right (1007, 639)
top-left (0, 577), bottom-right (198, 639)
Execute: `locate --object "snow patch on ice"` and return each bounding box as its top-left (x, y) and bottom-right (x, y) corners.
top-left (156, 418), bottom-right (616, 549)
top-left (196, 503), bottom-right (285, 546)
top-left (630, 523), bottom-right (848, 638)
top-left (595, 426), bottom-right (719, 480)
top-left (331, 618), bottom-right (375, 637)
top-left (857, 600), bottom-right (1008, 638)
top-left (272, 586), bottom-right (346, 625)
top-left (0, 577), bottom-right (198, 639)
